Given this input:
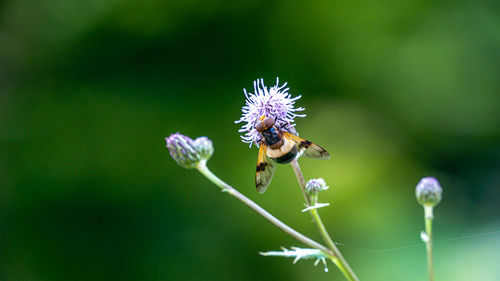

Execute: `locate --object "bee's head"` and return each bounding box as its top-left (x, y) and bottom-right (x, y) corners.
top-left (255, 116), bottom-right (275, 132)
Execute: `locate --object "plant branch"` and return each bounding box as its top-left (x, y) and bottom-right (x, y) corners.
top-left (291, 159), bottom-right (311, 207)
top-left (290, 159), bottom-right (359, 281)
top-left (196, 160), bottom-right (333, 256)
top-left (424, 205), bottom-right (434, 281)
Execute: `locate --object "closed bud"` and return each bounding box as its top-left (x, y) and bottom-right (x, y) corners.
top-left (415, 177), bottom-right (442, 207)
top-left (165, 133), bottom-right (200, 169)
top-left (193, 137), bottom-right (214, 161)
top-left (306, 178), bottom-right (329, 194)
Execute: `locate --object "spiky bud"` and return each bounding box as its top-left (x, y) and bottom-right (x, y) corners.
top-left (415, 177), bottom-right (442, 207)
top-left (306, 178), bottom-right (329, 194)
top-left (193, 136), bottom-right (214, 161)
top-left (165, 133), bottom-right (206, 169)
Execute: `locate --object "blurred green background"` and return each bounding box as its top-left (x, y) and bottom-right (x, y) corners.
top-left (1, 0), bottom-right (499, 280)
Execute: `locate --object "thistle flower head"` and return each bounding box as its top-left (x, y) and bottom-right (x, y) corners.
top-left (165, 133), bottom-right (213, 169)
top-left (302, 178), bottom-right (330, 212)
top-left (415, 177), bottom-right (442, 207)
top-left (235, 78), bottom-right (305, 147)
top-left (306, 178), bottom-right (329, 194)
top-left (193, 136), bottom-right (214, 161)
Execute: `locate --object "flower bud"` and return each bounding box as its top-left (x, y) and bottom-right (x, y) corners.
top-left (306, 178), bottom-right (329, 194)
top-left (165, 133), bottom-right (200, 169)
top-left (193, 137), bottom-right (214, 161)
top-left (415, 177), bottom-right (442, 207)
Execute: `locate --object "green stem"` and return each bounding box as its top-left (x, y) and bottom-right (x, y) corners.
top-left (196, 160), bottom-right (333, 256)
top-left (290, 159), bottom-right (359, 281)
top-left (424, 205), bottom-right (434, 281)
top-left (313, 209), bottom-right (356, 281)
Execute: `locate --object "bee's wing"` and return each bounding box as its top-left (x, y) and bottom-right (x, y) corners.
top-left (255, 144), bottom-right (276, 193)
top-left (282, 131), bottom-right (330, 160)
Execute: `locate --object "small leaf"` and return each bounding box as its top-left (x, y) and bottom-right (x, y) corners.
top-left (260, 247), bottom-right (329, 272)
top-left (302, 203), bottom-right (330, 212)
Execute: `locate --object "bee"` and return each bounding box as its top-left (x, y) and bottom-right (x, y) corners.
top-left (255, 116), bottom-right (330, 193)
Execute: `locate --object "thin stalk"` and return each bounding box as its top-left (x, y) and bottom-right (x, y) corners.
top-left (196, 160), bottom-right (333, 255)
top-left (424, 205), bottom-right (434, 281)
top-left (290, 159), bottom-right (359, 281)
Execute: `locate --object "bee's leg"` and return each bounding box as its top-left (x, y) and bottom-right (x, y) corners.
top-left (253, 118), bottom-right (260, 129)
top-left (274, 115), bottom-right (285, 126)
top-left (276, 116), bottom-right (293, 132)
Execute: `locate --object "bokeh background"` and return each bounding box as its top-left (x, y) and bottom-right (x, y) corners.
top-left (1, 0), bottom-right (500, 280)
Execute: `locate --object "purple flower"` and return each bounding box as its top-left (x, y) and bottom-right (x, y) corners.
top-left (165, 133), bottom-right (213, 169)
top-left (306, 178), bottom-right (329, 194)
top-left (235, 78), bottom-right (305, 147)
top-left (415, 177), bottom-right (442, 207)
